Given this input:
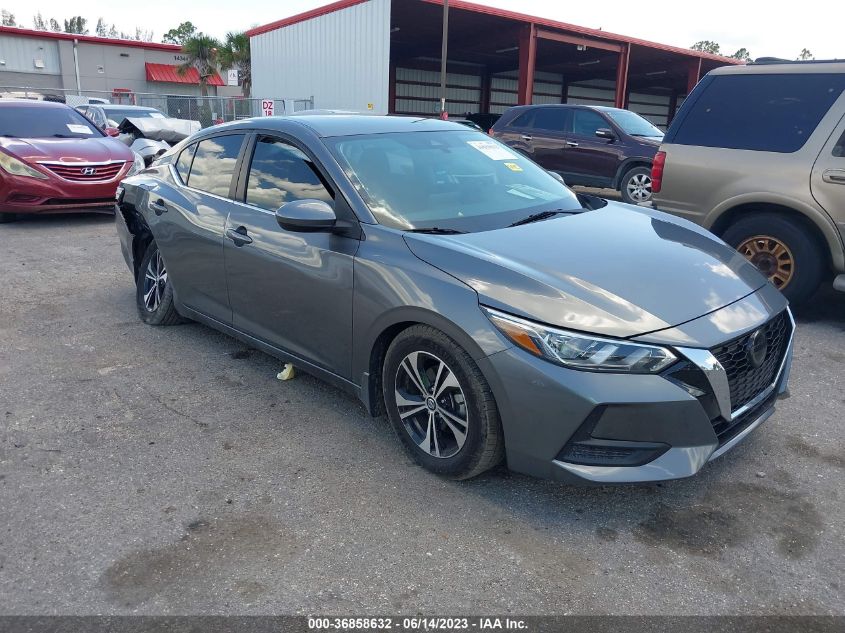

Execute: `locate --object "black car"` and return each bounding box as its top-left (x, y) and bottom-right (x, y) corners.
top-left (491, 104), bottom-right (664, 204)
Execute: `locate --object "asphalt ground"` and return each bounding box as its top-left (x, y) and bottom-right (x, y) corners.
top-left (1, 212), bottom-right (843, 615)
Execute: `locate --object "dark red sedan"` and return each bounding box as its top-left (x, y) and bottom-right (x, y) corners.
top-left (0, 100), bottom-right (139, 222)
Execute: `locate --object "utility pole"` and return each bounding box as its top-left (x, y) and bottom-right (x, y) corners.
top-left (439, 0), bottom-right (449, 119)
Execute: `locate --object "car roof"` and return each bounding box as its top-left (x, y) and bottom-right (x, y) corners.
top-left (709, 60), bottom-right (845, 75)
top-left (0, 98), bottom-right (70, 108)
top-left (210, 115), bottom-right (469, 138)
top-left (100, 104), bottom-right (158, 110)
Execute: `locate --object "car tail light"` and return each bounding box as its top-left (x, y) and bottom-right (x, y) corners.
top-left (651, 151), bottom-right (666, 193)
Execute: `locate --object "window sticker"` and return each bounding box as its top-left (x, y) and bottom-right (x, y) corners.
top-left (503, 162), bottom-right (523, 172)
top-left (467, 140), bottom-right (519, 161)
top-left (67, 124), bottom-right (94, 134)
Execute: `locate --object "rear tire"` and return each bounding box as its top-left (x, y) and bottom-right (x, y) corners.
top-left (0, 212), bottom-right (17, 223)
top-left (619, 165), bottom-right (653, 204)
top-left (722, 213), bottom-right (824, 305)
top-left (382, 325), bottom-right (504, 479)
top-left (136, 241), bottom-right (185, 326)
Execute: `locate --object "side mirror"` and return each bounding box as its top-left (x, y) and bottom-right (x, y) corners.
top-left (548, 170), bottom-right (566, 185)
top-left (104, 127), bottom-right (120, 137)
top-left (595, 128), bottom-right (615, 140)
top-left (275, 199), bottom-right (337, 232)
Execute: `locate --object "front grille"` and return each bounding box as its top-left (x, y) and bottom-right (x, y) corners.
top-left (44, 197), bottom-right (116, 206)
top-left (711, 391), bottom-right (777, 446)
top-left (710, 310), bottom-right (791, 413)
top-left (40, 162), bottom-right (125, 182)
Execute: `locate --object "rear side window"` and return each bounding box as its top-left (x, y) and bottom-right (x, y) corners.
top-left (175, 143), bottom-right (196, 183)
top-left (186, 134), bottom-right (245, 197)
top-left (245, 137), bottom-right (333, 211)
top-left (527, 108), bottom-right (569, 133)
top-left (833, 131), bottom-right (845, 158)
top-left (670, 73), bottom-right (845, 153)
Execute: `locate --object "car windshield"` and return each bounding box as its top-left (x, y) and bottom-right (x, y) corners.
top-left (0, 105), bottom-right (102, 138)
top-left (604, 109), bottom-right (664, 138)
top-left (327, 130), bottom-right (581, 232)
top-left (104, 108), bottom-right (165, 125)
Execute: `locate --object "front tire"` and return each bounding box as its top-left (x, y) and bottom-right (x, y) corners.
top-left (136, 241), bottom-right (185, 325)
top-left (620, 165), bottom-right (653, 204)
top-left (722, 213), bottom-right (824, 305)
top-left (382, 325), bottom-right (504, 479)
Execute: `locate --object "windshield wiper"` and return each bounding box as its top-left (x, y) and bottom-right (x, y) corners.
top-left (508, 209), bottom-right (577, 227)
top-left (406, 227), bottom-right (466, 235)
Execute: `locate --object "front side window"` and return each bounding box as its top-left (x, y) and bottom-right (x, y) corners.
top-left (245, 137), bottom-right (333, 211)
top-left (186, 134), bottom-right (245, 197)
top-left (0, 105), bottom-right (102, 138)
top-left (602, 109), bottom-right (664, 138)
top-left (327, 130), bottom-right (580, 232)
top-left (571, 110), bottom-right (609, 137)
top-left (671, 73), bottom-right (845, 153)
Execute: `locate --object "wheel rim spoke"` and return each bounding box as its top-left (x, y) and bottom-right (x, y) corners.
top-left (394, 350), bottom-right (469, 459)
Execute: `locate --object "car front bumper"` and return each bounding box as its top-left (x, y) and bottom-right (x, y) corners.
top-left (477, 294), bottom-right (794, 484)
top-left (0, 169), bottom-right (125, 215)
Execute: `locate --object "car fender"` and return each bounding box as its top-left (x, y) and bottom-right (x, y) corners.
top-left (706, 191), bottom-right (845, 271)
top-left (612, 156), bottom-right (654, 189)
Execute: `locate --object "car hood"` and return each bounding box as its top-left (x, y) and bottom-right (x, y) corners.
top-left (404, 203), bottom-right (769, 339)
top-left (0, 136), bottom-right (133, 164)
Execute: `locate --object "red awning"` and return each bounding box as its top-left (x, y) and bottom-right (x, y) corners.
top-left (145, 63), bottom-right (225, 87)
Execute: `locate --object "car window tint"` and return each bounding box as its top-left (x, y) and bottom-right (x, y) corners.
top-left (833, 130), bottom-right (845, 158)
top-left (571, 110), bottom-right (608, 136)
top-left (529, 108), bottom-right (568, 132)
top-left (186, 134), bottom-right (245, 197)
top-left (245, 137), bottom-right (333, 211)
top-left (511, 110), bottom-right (536, 128)
top-left (175, 143), bottom-right (197, 183)
top-left (672, 73), bottom-right (845, 153)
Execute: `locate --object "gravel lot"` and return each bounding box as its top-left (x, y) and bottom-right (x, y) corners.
top-left (1, 213), bottom-right (843, 615)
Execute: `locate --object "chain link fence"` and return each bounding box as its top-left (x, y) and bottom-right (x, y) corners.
top-left (0, 86), bottom-right (314, 128)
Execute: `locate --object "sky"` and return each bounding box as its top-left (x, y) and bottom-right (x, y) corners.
top-left (0, 0), bottom-right (839, 60)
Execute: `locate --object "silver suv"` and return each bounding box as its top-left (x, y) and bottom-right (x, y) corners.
top-left (652, 60), bottom-right (845, 304)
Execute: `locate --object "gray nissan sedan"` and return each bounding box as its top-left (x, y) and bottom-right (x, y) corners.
top-left (115, 115), bottom-right (794, 484)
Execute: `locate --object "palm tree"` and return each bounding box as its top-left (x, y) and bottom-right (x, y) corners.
top-left (218, 32), bottom-right (251, 97)
top-left (178, 34), bottom-right (221, 97)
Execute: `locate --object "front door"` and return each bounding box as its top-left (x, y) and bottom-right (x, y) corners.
top-left (223, 135), bottom-right (359, 378)
top-left (557, 109), bottom-right (621, 188)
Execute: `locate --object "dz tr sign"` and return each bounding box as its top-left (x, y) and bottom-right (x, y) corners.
top-left (261, 100), bottom-right (275, 116)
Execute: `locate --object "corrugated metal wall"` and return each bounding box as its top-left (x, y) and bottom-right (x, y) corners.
top-left (0, 34), bottom-right (61, 75)
top-left (250, 0), bottom-right (391, 113)
top-left (394, 67), bottom-right (482, 116)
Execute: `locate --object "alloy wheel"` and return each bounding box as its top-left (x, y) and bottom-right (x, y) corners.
top-left (142, 251), bottom-right (168, 312)
top-left (394, 351), bottom-right (468, 459)
top-left (626, 173), bottom-right (652, 202)
top-left (737, 235), bottom-right (795, 290)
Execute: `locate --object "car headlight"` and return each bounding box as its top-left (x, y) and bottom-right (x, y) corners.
top-left (0, 150), bottom-right (49, 180)
top-left (127, 152), bottom-right (145, 176)
top-left (482, 306), bottom-right (677, 373)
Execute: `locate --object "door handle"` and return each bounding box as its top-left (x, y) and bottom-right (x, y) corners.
top-left (822, 169), bottom-right (845, 184)
top-left (226, 226), bottom-right (253, 247)
top-left (521, 135), bottom-right (533, 141)
top-left (149, 199), bottom-right (167, 215)
top-left (566, 141), bottom-right (579, 148)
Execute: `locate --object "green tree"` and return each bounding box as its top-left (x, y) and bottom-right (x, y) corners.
top-left (95, 18), bottom-right (107, 37)
top-left (32, 12), bottom-right (47, 29)
top-left (1, 9), bottom-right (16, 26)
top-left (218, 31), bottom-right (251, 96)
top-left (49, 18), bottom-right (61, 32)
top-left (163, 21), bottom-right (197, 45)
top-left (178, 33), bottom-right (221, 98)
top-left (730, 47), bottom-right (752, 62)
top-left (63, 16), bottom-right (88, 35)
top-left (691, 40), bottom-right (721, 55)
top-left (798, 48), bottom-right (814, 60)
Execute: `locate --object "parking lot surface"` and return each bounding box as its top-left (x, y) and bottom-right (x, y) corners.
top-left (1, 214), bottom-right (843, 615)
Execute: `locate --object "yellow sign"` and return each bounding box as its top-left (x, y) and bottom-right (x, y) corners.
top-left (367, 103), bottom-right (374, 110)
top-left (504, 162), bottom-right (523, 172)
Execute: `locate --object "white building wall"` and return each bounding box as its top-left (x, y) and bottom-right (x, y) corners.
top-left (250, 0), bottom-right (391, 114)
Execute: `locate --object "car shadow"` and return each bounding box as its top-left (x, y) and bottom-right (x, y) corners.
top-left (1, 211), bottom-right (115, 228)
top-left (792, 283), bottom-right (845, 326)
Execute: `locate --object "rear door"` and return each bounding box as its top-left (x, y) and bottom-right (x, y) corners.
top-left (811, 115), bottom-right (845, 242)
top-left (147, 132), bottom-right (247, 324)
top-left (223, 133), bottom-right (359, 377)
top-left (557, 108), bottom-right (620, 187)
top-left (494, 109), bottom-right (538, 159)
top-left (526, 107), bottom-right (570, 174)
